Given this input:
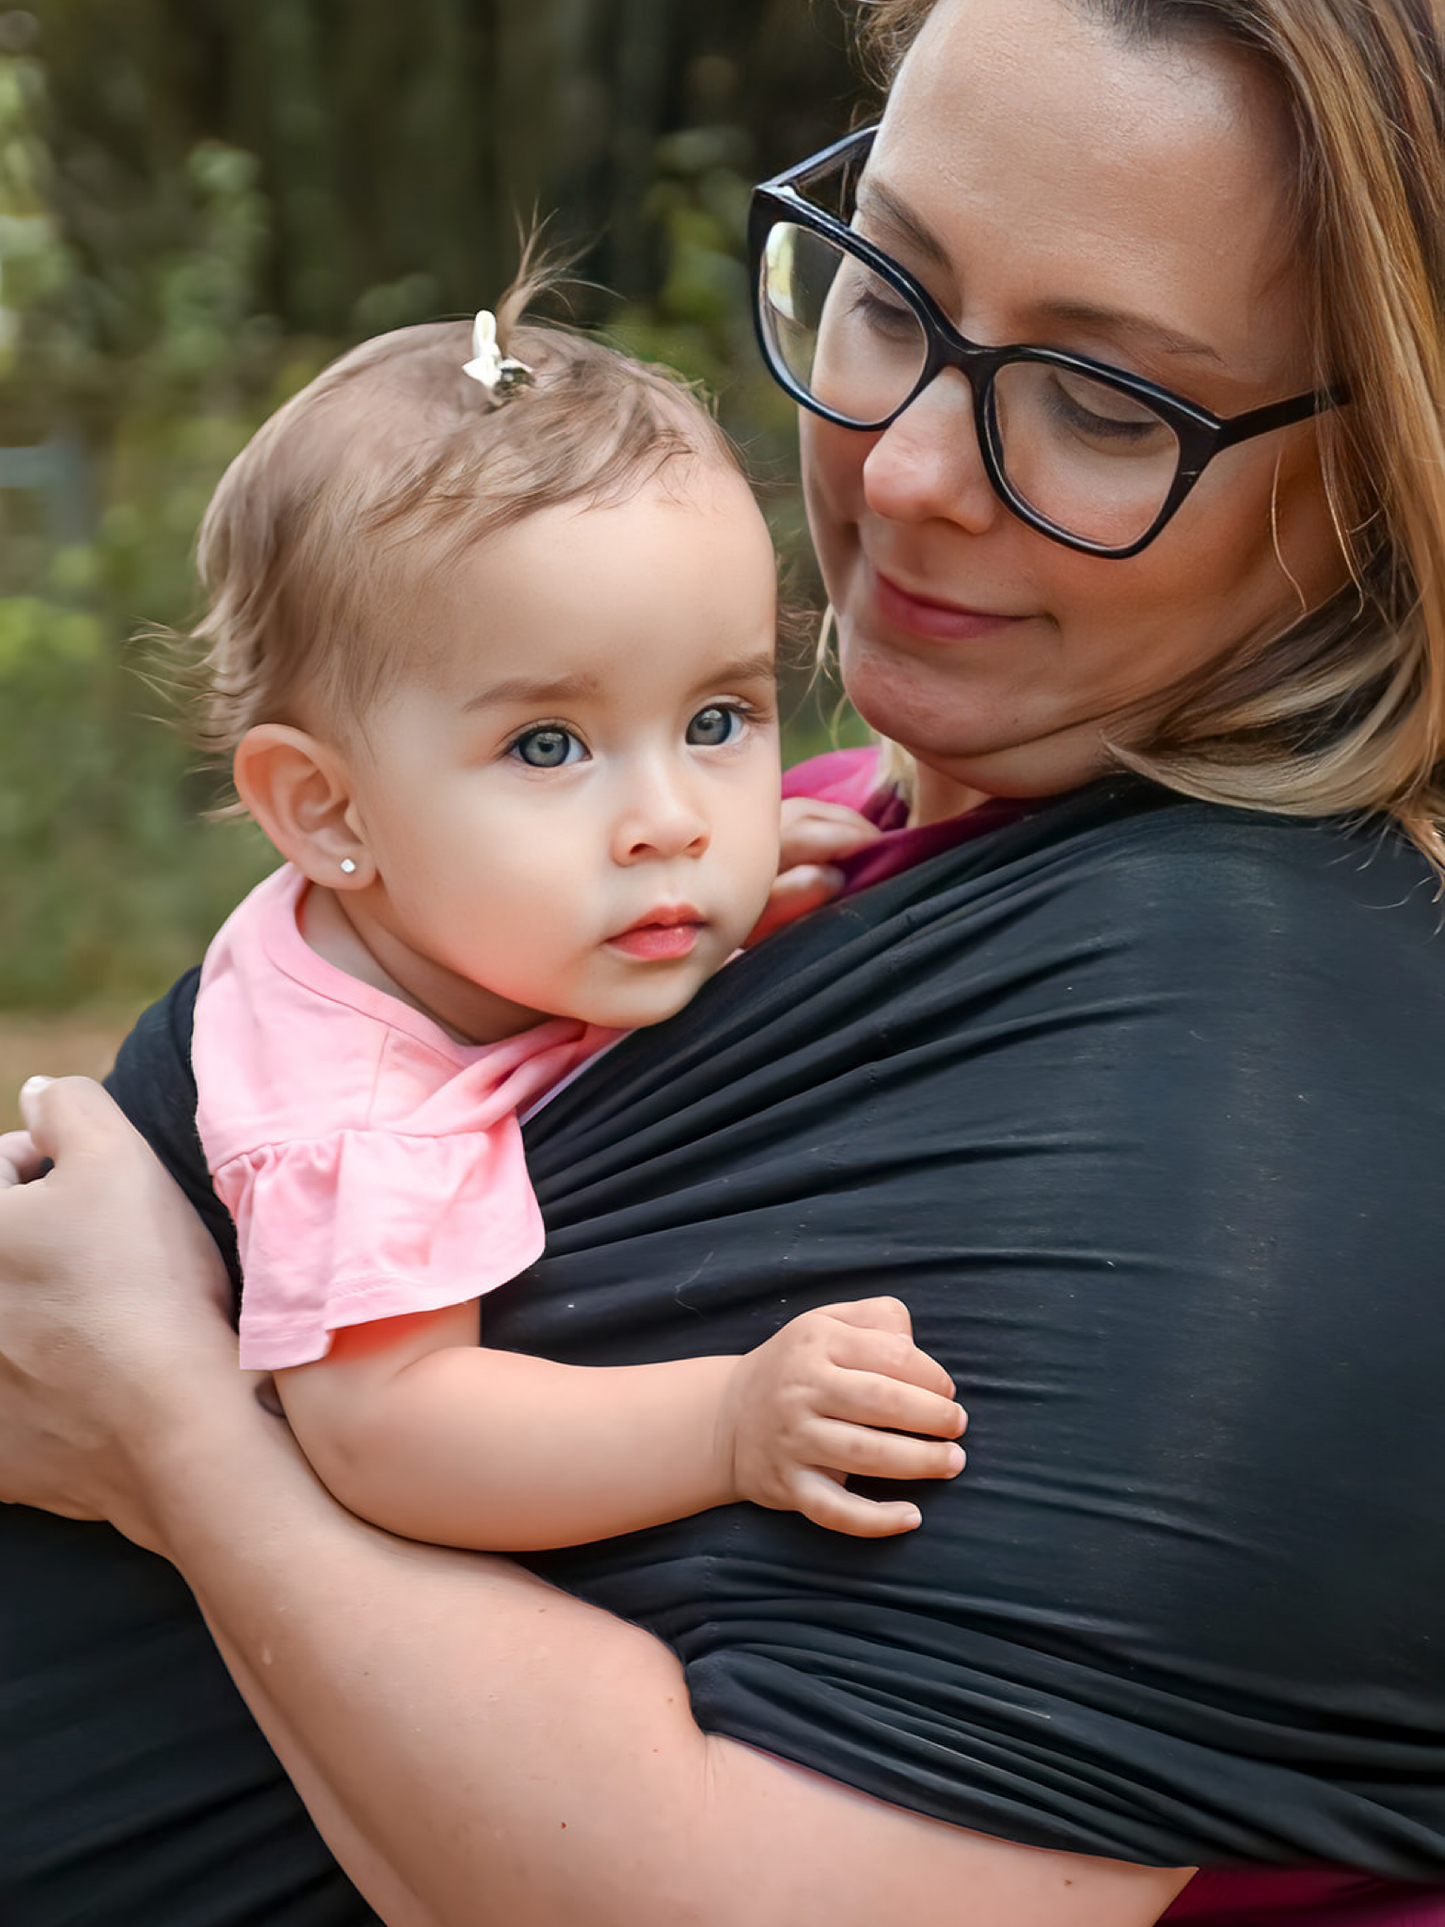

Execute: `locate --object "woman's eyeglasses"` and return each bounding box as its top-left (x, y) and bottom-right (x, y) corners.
top-left (749, 127), bottom-right (1341, 560)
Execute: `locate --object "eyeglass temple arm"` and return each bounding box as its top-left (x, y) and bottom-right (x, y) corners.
top-left (1212, 383), bottom-right (1347, 451)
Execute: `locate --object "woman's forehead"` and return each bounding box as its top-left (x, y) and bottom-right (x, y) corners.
top-left (870, 0), bottom-right (1309, 394)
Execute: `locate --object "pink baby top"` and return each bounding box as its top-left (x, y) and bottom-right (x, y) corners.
top-left (193, 865), bottom-right (616, 1372)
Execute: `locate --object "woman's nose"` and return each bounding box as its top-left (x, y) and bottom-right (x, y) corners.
top-left (861, 368), bottom-right (1002, 534)
top-left (610, 770), bottom-right (711, 865)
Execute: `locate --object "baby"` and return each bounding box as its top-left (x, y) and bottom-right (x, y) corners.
top-left (182, 286), bottom-right (966, 1551)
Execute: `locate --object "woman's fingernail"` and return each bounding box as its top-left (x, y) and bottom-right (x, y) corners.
top-left (20, 1075), bottom-right (53, 1098)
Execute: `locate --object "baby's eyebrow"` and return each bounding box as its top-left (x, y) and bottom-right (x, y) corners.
top-left (462, 654), bottom-right (775, 714)
top-left (703, 652), bottom-right (777, 687)
top-left (460, 673), bottom-right (601, 713)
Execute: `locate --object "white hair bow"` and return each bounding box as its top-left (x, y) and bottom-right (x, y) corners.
top-left (461, 310), bottom-right (535, 402)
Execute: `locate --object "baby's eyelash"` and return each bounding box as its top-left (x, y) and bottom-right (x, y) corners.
top-left (503, 721), bottom-right (589, 770)
top-left (503, 718), bottom-right (567, 750)
top-left (709, 697), bottom-right (771, 722)
top-left (685, 695), bottom-right (777, 749)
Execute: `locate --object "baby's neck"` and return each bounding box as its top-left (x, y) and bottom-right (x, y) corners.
top-left (300, 884), bottom-right (550, 1046)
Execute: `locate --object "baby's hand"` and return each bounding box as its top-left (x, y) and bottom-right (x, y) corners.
top-left (720, 1296), bottom-right (966, 1537)
top-left (747, 798), bottom-right (882, 945)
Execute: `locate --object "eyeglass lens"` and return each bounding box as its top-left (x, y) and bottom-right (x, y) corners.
top-left (759, 220), bottom-right (1183, 550)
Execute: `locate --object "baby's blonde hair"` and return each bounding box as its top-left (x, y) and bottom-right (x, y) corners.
top-left (189, 272), bottom-right (739, 755)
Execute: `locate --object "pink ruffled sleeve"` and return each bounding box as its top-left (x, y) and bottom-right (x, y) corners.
top-left (220, 1116), bottom-right (545, 1371)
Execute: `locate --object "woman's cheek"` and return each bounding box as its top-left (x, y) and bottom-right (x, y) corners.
top-left (800, 418), bottom-right (865, 589)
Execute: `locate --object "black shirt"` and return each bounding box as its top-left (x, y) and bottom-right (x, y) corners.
top-left (5, 780), bottom-right (1445, 1925)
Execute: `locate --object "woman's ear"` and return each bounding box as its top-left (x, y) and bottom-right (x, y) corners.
top-left (232, 725), bottom-right (374, 888)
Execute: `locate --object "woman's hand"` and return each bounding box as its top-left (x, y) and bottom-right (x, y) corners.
top-left (747, 797), bottom-right (881, 944)
top-left (0, 1075), bottom-right (238, 1551)
top-left (0, 1122), bottom-right (42, 1188)
top-left (720, 1295), bottom-right (967, 1535)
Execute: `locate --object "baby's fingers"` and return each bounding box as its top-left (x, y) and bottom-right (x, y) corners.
top-left (808, 1417), bottom-right (966, 1484)
top-left (791, 1469), bottom-right (924, 1539)
top-left (826, 1321), bottom-right (958, 1401)
top-left (746, 865), bottom-right (846, 946)
top-left (827, 1369), bottom-right (967, 1441)
top-left (818, 1295), bottom-right (915, 1337)
top-left (778, 798), bottom-right (881, 871)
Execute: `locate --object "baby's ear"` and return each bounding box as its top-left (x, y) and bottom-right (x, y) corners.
top-left (232, 725), bottom-right (374, 888)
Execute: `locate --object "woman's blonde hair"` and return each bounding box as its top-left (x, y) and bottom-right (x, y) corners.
top-left (187, 267), bottom-right (737, 757)
top-left (857, 0), bottom-right (1445, 866)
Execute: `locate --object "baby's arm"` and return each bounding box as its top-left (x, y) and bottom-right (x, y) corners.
top-left (275, 1295), bottom-right (966, 1550)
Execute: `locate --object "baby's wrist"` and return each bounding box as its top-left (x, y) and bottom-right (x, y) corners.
top-left (710, 1354), bottom-right (753, 1506)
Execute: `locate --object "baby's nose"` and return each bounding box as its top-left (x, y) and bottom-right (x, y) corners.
top-left (612, 776), bottom-right (711, 863)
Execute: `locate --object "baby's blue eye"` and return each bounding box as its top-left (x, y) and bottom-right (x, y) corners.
top-left (686, 705), bottom-right (742, 748)
top-left (511, 726), bottom-right (584, 769)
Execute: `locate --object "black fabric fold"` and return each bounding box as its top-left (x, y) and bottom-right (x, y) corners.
top-left (6, 777), bottom-right (1445, 1919)
top-left (508, 778), bottom-right (1445, 1871)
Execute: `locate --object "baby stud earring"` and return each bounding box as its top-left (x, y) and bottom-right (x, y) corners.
top-left (339, 858), bottom-right (358, 875)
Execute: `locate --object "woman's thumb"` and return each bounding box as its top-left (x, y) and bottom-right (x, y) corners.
top-left (19, 1074), bottom-right (124, 1160)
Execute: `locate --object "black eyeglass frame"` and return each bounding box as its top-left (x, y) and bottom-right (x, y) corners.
top-left (749, 126), bottom-right (1342, 560)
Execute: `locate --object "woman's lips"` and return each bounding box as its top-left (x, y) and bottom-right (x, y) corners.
top-left (872, 567), bottom-right (1027, 643)
top-left (607, 910), bottom-right (704, 961)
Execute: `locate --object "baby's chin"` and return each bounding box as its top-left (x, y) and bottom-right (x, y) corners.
top-left (583, 988), bottom-right (711, 1033)
top-left (576, 958), bottom-right (737, 1033)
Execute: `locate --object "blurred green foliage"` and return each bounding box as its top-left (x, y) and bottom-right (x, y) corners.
top-left (0, 592), bottom-right (269, 1005)
top-left (0, 1), bottom-right (872, 1012)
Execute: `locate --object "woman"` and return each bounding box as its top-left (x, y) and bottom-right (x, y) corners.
top-left (2, 1), bottom-right (1444, 1922)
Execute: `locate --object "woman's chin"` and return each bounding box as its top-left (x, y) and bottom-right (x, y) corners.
top-left (845, 657), bottom-right (1108, 803)
top-left (842, 637), bottom-right (1026, 766)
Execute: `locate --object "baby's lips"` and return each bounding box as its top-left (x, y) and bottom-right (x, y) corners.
top-left (607, 921), bottom-right (702, 961)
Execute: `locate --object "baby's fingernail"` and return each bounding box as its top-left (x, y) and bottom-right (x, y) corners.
top-left (903, 1505), bottom-right (923, 1529)
top-left (947, 1444), bottom-right (967, 1474)
top-left (21, 1075), bottom-right (53, 1098)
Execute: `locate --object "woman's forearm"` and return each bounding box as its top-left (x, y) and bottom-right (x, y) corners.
top-left (148, 1377), bottom-right (723, 1927)
top-left (147, 1375), bottom-right (1187, 1927)
top-left (205, 1625), bottom-right (435, 1927)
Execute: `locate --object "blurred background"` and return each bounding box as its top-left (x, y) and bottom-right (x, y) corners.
top-left (0, 0), bottom-right (876, 1115)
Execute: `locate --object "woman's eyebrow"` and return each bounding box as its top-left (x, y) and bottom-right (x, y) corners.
top-left (855, 177), bottom-right (951, 270)
top-left (1036, 297), bottom-right (1225, 366)
top-left (858, 178), bottom-right (1225, 366)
